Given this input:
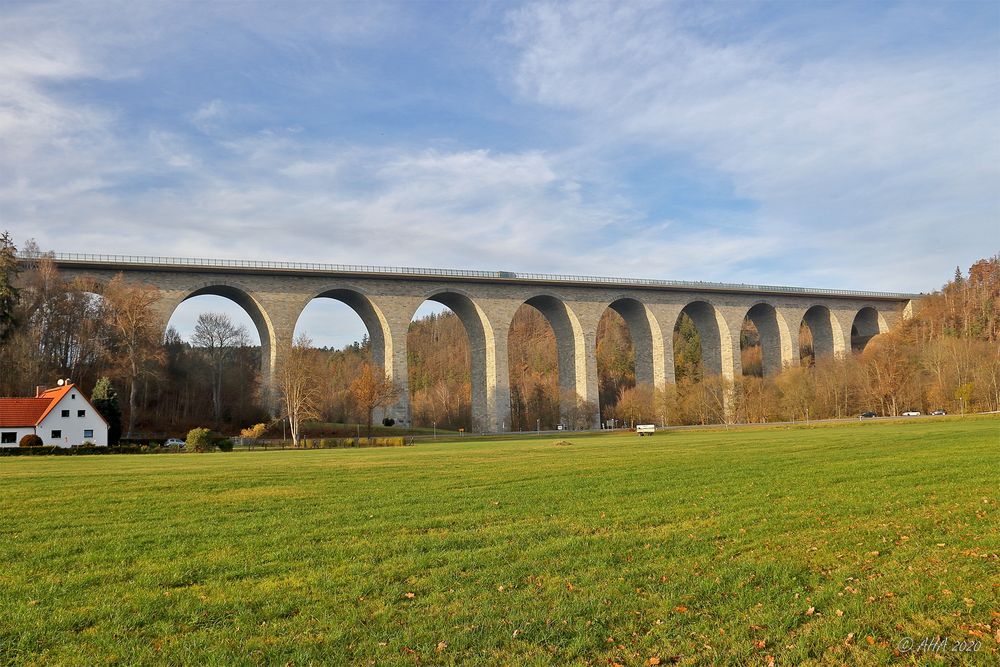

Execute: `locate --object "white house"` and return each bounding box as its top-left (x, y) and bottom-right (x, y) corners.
top-left (0, 383), bottom-right (109, 447)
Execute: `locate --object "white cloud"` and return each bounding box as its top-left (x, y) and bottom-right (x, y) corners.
top-left (189, 100), bottom-right (228, 133)
top-left (504, 1), bottom-right (1000, 290)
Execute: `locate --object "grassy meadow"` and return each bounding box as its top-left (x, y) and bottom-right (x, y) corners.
top-left (1, 417), bottom-right (998, 666)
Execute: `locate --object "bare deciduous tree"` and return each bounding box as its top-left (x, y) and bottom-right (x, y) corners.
top-left (277, 334), bottom-right (322, 447)
top-left (560, 389), bottom-right (598, 431)
top-left (190, 312), bottom-right (250, 426)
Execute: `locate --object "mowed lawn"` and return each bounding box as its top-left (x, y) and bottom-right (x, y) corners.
top-left (1, 419), bottom-right (998, 666)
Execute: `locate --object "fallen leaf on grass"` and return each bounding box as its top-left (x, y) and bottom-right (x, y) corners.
top-left (836, 609), bottom-right (844, 617)
top-left (753, 640), bottom-right (766, 650)
top-left (765, 656), bottom-right (776, 667)
top-left (404, 592), bottom-right (415, 599)
top-left (866, 635), bottom-right (875, 645)
top-left (436, 641), bottom-right (448, 652)
top-left (674, 605), bottom-right (688, 613)
top-left (805, 607), bottom-right (815, 616)
top-left (647, 658), bottom-right (661, 666)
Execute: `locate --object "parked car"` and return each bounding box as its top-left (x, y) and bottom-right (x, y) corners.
top-left (901, 411), bottom-right (921, 417)
top-left (931, 410), bottom-right (946, 416)
top-left (164, 438), bottom-right (186, 448)
top-left (859, 411), bottom-right (877, 419)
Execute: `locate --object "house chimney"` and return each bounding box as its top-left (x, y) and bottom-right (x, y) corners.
top-left (36, 385), bottom-right (44, 397)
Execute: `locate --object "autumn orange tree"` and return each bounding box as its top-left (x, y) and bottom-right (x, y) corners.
top-left (102, 274), bottom-right (164, 436)
top-left (350, 361), bottom-right (401, 437)
top-left (613, 383), bottom-right (657, 426)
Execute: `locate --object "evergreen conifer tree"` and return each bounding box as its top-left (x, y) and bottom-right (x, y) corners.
top-left (91, 377), bottom-right (123, 444)
top-left (0, 231), bottom-right (19, 344)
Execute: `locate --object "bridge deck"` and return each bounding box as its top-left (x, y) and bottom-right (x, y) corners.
top-left (20, 252), bottom-right (919, 301)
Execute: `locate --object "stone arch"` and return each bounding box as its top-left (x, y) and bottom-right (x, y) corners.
top-left (742, 302), bottom-right (792, 376)
top-left (300, 287), bottom-right (393, 372)
top-left (675, 300), bottom-right (735, 380)
top-left (851, 306), bottom-right (888, 352)
top-left (173, 283), bottom-right (276, 379)
top-left (801, 305), bottom-right (845, 361)
top-left (411, 288), bottom-right (497, 431)
top-left (603, 296), bottom-right (666, 390)
top-left (510, 293), bottom-right (593, 427)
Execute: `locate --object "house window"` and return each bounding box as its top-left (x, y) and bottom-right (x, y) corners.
top-left (78, 410), bottom-right (86, 418)
top-left (51, 430), bottom-right (62, 439)
top-left (84, 429), bottom-right (94, 439)
top-left (71, 394), bottom-right (76, 399)
top-left (61, 409), bottom-right (70, 417)
top-left (1, 432), bottom-right (15, 444)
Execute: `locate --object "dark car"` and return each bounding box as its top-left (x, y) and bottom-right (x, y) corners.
top-left (931, 410), bottom-right (946, 416)
top-left (859, 412), bottom-right (877, 419)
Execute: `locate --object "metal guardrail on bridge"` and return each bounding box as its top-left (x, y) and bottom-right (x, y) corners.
top-left (18, 251), bottom-right (920, 300)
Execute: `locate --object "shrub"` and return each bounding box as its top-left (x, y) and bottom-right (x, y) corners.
top-left (382, 417), bottom-right (395, 427)
top-left (240, 423), bottom-right (268, 439)
top-left (216, 438), bottom-right (234, 452)
top-left (186, 428), bottom-right (214, 452)
top-left (19, 434), bottom-right (43, 448)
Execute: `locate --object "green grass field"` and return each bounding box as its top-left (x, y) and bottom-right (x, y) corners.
top-left (2, 418), bottom-right (998, 666)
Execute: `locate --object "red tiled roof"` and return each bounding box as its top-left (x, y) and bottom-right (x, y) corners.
top-left (0, 384), bottom-right (75, 427)
top-left (0, 398), bottom-right (52, 427)
top-left (35, 384), bottom-right (74, 424)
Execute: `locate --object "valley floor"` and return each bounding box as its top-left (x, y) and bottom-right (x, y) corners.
top-left (1, 417), bottom-right (998, 665)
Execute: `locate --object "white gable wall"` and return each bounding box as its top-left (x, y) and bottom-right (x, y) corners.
top-left (36, 390), bottom-right (109, 447)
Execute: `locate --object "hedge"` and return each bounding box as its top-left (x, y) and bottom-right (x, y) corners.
top-left (298, 436), bottom-right (408, 449)
top-left (0, 445), bottom-right (185, 456)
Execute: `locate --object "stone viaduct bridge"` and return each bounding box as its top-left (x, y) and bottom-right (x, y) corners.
top-left (46, 254), bottom-right (916, 431)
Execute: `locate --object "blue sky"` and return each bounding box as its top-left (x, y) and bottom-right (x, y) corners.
top-left (2, 1), bottom-right (998, 347)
